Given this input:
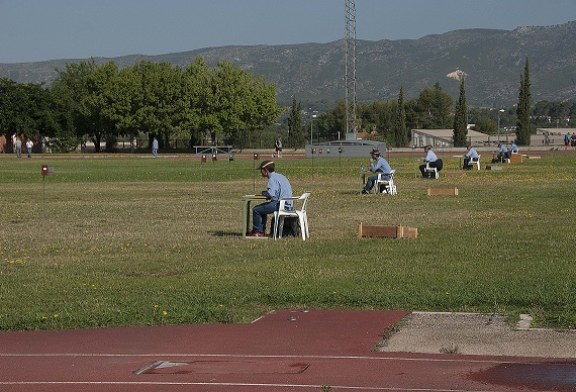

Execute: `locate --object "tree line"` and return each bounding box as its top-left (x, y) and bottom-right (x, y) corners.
top-left (2, 57), bottom-right (574, 152)
top-left (1, 58), bottom-right (281, 152)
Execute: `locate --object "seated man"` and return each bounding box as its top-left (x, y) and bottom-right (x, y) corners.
top-left (463, 145), bottom-right (479, 170)
top-left (361, 149), bottom-right (392, 194)
top-left (249, 160), bottom-right (293, 237)
top-left (419, 145), bottom-right (442, 178)
top-left (510, 141), bottom-right (519, 154)
top-left (493, 143), bottom-right (508, 163)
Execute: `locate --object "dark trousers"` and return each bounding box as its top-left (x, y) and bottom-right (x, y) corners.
top-left (419, 162), bottom-right (438, 177)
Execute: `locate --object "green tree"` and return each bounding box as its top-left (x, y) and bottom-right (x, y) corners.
top-left (287, 96), bottom-right (304, 148)
top-left (130, 60), bottom-right (183, 149)
top-left (473, 117), bottom-right (497, 135)
top-left (416, 83), bottom-right (452, 129)
top-left (452, 78), bottom-right (468, 147)
top-left (391, 87), bottom-right (408, 147)
top-left (181, 57), bottom-right (218, 146)
top-left (357, 100), bottom-right (394, 142)
top-left (180, 58), bottom-right (281, 149)
top-left (516, 58), bottom-right (532, 145)
top-left (211, 61), bottom-right (282, 147)
top-left (82, 61), bottom-right (127, 151)
top-left (52, 59), bottom-right (99, 150)
top-left (0, 78), bottom-right (74, 151)
top-left (0, 79), bottom-right (36, 136)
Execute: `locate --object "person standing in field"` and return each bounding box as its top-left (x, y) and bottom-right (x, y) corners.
top-left (274, 138), bottom-right (282, 158)
top-left (14, 135), bottom-right (22, 158)
top-left (564, 132), bottom-right (570, 150)
top-left (152, 137), bottom-right (159, 158)
top-left (26, 138), bottom-right (34, 158)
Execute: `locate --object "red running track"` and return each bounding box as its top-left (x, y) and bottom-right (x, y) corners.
top-left (0, 309), bottom-right (574, 392)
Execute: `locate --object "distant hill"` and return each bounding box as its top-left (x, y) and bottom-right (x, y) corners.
top-left (2, 21), bottom-right (575, 108)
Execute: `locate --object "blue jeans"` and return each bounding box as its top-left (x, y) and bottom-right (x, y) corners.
top-left (252, 201), bottom-right (279, 233)
top-left (364, 172), bottom-right (390, 192)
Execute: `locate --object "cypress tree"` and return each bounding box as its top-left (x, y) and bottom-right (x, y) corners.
top-left (287, 96), bottom-right (304, 148)
top-left (392, 87), bottom-right (408, 147)
top-left (516, 58), bottom-right (532, 145)
top-left (452, 78), bottom-right (468, 147)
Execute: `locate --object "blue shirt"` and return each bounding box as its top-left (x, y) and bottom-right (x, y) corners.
top-left (370, 156), bottom-right (392, 174)
top-left (510, 143), bottom-right (518, 153)
top-left (265, 172), bottom-right (293, 209)
top-left (465, 148), bottom-right (479, 159)
top-left (499, 145), bottom-right (508, 154)
top-left (424, 150), bottom-right (438, 162)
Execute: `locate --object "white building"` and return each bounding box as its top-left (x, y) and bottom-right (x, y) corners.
top-left (411, 128), bottom-right (493, 148)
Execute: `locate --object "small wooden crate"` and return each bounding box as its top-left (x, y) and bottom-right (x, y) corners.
top-left (485, 165), bottom-right (503, 171)
top-left (358, 223), bottom-right (418, 239)
top-left (427, 187), bottom-right (459, 196)
top-left (510, 153), bottom-right (523, 163)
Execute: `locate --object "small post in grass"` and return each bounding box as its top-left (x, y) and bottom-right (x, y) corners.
top-left (253, 153), bottom-right (259, 193)
top-left (41, 165), bottom-right (53, 218)
top-left (200, 154), bottom-right (206, 189)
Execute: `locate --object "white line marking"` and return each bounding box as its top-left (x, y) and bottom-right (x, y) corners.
top-left (0, 352), bottom-right (543, 365)
top-left (0, 381), bottom-right (510, 392)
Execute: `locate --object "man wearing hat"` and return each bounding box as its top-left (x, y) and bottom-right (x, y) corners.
top-left (361, 149), bottom-right (393, 194)
top-left (249, 160), bottom-right (293, 237)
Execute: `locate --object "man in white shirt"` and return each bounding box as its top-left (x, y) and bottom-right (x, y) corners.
top-left (26, 139), bottom-right (34, 158)
top-left (463, 145), bottom-right (479, 170)
top-left (419, 145), bottom-right (442, 178)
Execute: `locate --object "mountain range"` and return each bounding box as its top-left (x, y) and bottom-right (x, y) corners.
top-left (2, 20), bottom-right (575, 108)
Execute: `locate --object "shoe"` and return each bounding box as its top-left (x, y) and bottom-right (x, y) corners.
top-left (361, 190), bottom-right (369, 194)
top-left (248, 231), bottom-right (266, 237)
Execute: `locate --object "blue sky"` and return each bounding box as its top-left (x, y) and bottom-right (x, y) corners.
top-left (1, 0), bottom-right (575, 63)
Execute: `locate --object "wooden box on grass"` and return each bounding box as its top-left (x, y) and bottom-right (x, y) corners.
top-left (358, 223), bottom-right (418, 239)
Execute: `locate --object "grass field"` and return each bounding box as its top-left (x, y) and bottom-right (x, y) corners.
top-left (1, 151), bottom-right (575, 331)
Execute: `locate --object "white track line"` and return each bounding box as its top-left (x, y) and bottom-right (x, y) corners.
top-left (0, 352), bottom-right (543, 365)
top-left (0, 381), bottom-right (512, 392)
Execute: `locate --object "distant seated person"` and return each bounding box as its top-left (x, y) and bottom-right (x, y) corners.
top-left (361, 149), bottom-right (392, 194)
top-left (463, 145), bottom-right (479, 170)
top-left (419, 145), bottom-right (442, 178)
top-left (249, 160), bottom-right (293, 237)
top-left (493, 143), bottom-right (508, 163)
top-left (510, 141), bottom-right (519, 154)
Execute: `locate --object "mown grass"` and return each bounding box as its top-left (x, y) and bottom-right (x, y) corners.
top-left (0, 152), bottom-right (575, 331)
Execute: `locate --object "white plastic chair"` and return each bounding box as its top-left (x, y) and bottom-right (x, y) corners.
top-left (471, 155), bottom-right (481, 170)
top-left (272, 192), bottom-right (310, 240)
top-left (374, 170), bottom-right (397, 195)
top-left (424, 162), bottom-right (439, 179)
top-left (466, 155), bottom-right (480, 170)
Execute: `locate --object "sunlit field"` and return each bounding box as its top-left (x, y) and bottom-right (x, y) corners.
top-left (1, 151), bottom-right (575, 331)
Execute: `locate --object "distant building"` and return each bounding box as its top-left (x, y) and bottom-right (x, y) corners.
top-left (410, 127), bottom-right (576, 148)
top-left (411, 129), bottom-right (493, 148)
top-left (305, 140), bottom-right (386, 158)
